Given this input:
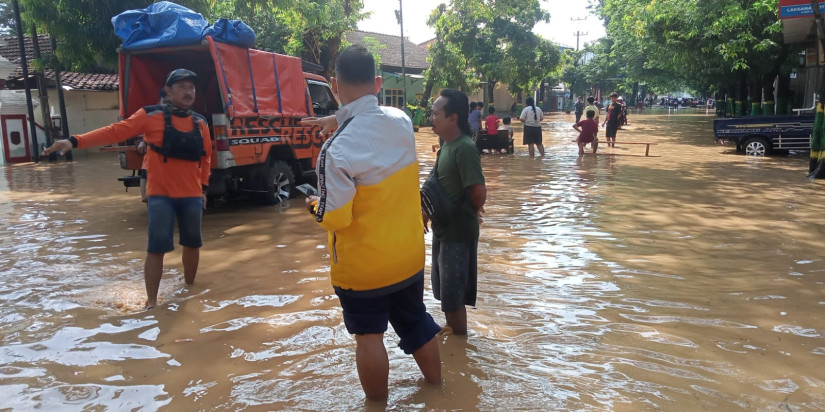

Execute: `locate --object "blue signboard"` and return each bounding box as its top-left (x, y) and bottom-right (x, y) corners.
top-left (780, 2), bottom-right (825, 19)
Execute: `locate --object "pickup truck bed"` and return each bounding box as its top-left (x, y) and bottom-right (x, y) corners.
top-left (713, 114), bottom-right (814, 155)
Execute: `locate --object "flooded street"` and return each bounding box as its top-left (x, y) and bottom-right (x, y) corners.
top-left (2, 111), bottom-right (825, 411)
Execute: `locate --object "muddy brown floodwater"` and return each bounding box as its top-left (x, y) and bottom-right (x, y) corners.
top-left (1, 111), bottom-right (825, 411)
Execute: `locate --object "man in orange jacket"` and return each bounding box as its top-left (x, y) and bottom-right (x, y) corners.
top-left (43, 69), bottom-right (212, 310)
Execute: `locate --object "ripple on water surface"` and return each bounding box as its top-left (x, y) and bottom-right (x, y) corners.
top-left (2, 113), bottom-right (825, 410)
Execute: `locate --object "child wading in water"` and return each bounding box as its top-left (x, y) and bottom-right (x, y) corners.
top-left (573, 110), bottom-right (599, 154)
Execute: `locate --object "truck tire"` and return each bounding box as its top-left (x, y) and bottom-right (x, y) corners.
top-left (263, 160), bottom-right (295, 205)
top-left (743, 136), bottom-right (770, 156)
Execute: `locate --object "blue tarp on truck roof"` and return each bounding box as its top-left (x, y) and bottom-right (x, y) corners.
top-left (112, 1), bottom-right (256, 50)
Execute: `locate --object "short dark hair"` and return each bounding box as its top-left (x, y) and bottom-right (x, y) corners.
top-left (470, 102), bottom-right (477, 109)
top-left (586, 110), bottom-right (595, 118)
top-left (477, 101), bottom-right (484, 107)
top-left (587, 96), bottom-right (594, 104)
top-left (502, 116), bottom-right (511, 125)
top-left (335, 45), bottom-right (375, 85)
top-left (609, 91), bottom-right (619, 98)
top-left (439, 89), bottom-right (471, 136)
top-left (488, 106), bottom-right (495, 114)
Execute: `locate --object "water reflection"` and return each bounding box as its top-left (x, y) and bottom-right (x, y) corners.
top-left (1, 112), bottom-right (825, 410)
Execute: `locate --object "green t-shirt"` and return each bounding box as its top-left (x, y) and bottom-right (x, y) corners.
top-left (432, 134), bottom-right (486, 242)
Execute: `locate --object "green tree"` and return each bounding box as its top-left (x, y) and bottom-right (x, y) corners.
top-left (596, 0), bottom-right (795, 115)
top-left (21, 0), bottom-right (209, 72)
top-left (419, 3), bottom-right (478, 107)
top-left (421, 0), bottom-right (560, 106)
top-left (0, 1), bottom-right (17, 35)
top-left (21, 0), bottom-right (367, 78)
top-left (360, 35), bottom-right (386, 72)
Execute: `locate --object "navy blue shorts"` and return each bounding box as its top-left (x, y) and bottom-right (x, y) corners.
top-left (146, 196), bottom-right (203, 254)
top-left (335, 272), bottom-right (440, 355)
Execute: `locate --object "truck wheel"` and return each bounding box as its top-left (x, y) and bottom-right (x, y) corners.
top-left (263, 160), bottom-right (295, 205)
top-left (743, 137), bottom-right (770, 156)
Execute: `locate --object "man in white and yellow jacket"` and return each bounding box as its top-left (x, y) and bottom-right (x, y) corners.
top-left (303, 45), bottom-right (441, 401)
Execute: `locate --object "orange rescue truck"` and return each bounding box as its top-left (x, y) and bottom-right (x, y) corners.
top-left (114, 36), bottom-right (338, 204)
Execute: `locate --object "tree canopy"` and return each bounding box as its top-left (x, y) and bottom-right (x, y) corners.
top-left (574, 0), bottom-right (796, 109)
top-left (17, 0), bottom-right (365, 77)
top-left (420, 0), bottom-right (561, 106)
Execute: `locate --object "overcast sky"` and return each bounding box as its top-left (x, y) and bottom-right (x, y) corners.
top-left (358, 0), bottom-right (606, 49)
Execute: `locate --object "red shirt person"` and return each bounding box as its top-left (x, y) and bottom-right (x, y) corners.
top-left (573, 109), bottom-right (600, 154)
top-left (484, 106), bottom-right (500, 135)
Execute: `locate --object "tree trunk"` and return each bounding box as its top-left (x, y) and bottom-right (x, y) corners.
top-left (419, 80), bottom-right (434, 108)
top-left (736, 72), bottom-right (748, 116)
top-left (776, 73), bottom-right (791, 115)
top-left (486, 80), bottom-right (496, 108)
top-left (631, 82), bottom-right (639, 106)
top-left (321, 36), bottom-right (341, 80)
top-left (762, 43), bottom-right (789, 116)
top-left (749, 76), bottom-right (762, 116)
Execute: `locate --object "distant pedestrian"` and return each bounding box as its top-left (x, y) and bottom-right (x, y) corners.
top-left (425, 88), bottom-right (487, 336)
top-left (485, 106), bottom-right (500, 136)
top-left (574, 96), bottom-right (585, 123)
top-left (584, 96), bottom-right (600, 124)
top-left (573, 110), bottom-right (599, 155)
top-left (468, 101), bottom-right (482, 140)
top-left (303, 45), bottom-right (442, 400)
top-left (617, 97), bottom-right (628, 126)
top-left (603, 92), bottom-right (622, 147)
top-left (476, 102), bottom-right (485, 132)
top-left (519, 97), bottom-right (545, 157)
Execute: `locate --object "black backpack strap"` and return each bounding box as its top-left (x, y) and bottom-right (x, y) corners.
top-left (147, 107), bottom-right (173, 162)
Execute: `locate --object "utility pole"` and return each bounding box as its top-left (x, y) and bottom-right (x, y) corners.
top-left (571, 17), bottom-right (588, 51)
top-left (395, 0), bottom-right (407, 109)
top-left (573, 31), bottom-right (588, 51)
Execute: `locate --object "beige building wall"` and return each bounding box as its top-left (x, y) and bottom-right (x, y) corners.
top-left (37, 89), bottom-right (120, 137)
top-left (27, 89), bottom-right (120, 158)
top-left (467, 83), bottom-right (519, 114)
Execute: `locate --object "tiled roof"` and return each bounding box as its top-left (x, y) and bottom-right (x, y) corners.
top-left (6, 68), bottom-right (118, 91)
top-left (345, 31), bottom-right (429, 71)
top-left (59, 71), bottom-right (119, 90)
top-left (1, 35), bottom-right (117, 91)
top-left (0, 34), bottom-right (52, 64)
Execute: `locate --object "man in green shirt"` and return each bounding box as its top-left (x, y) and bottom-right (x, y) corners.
top-left (424, 89), bottom-right (487, 335)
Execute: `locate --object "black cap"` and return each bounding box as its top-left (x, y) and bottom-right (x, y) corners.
top-left (165, 69), bottom-right (198, 87)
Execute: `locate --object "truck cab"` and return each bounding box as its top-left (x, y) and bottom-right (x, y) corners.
top-left (115, 36), bottom-right (338, 204)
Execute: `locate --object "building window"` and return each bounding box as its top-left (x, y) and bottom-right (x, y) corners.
top-left (384, 89), bottom-right (404, 108)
